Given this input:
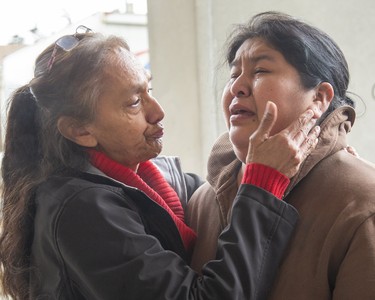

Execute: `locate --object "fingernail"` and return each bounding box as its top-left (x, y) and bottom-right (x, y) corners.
top-left (265, 102), bottom-right (269, 112)
top-left (265, 101), bottom-right (271, 113)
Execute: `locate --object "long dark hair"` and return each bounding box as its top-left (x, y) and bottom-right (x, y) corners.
top-left (0, 30), bottom-right (130, 299)
top-left (225, 11), bottom-right (355, 120)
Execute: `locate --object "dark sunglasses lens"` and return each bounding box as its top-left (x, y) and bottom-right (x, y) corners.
top-left (56, 36), bottom-right (79, 51)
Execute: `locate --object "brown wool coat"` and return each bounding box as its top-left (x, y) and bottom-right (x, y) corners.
top-left (186, 106), bottom-right (375, 299)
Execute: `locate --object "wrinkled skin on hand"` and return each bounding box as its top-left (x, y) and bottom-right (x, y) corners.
top-left (246, 101), bottom-right (320, 178)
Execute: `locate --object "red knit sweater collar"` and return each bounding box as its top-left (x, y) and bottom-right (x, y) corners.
top-left (88, 150), bottom-right (196, 252)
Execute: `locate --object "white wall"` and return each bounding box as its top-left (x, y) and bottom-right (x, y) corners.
top-left (147, 0), bottom-right (375, 177)
top-left (147, 1), bottom-right (205, 176)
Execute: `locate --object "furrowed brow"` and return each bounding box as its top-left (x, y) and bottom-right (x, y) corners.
top-left (249, 54), bottom-right (276, 64)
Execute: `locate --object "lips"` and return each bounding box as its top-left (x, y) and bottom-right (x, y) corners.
top-left (151, 129), bottom-right (164, 139)
top-left (229, 102), bottom-right (255, 122)
top-left (149, 124), bottom-right (164, 139)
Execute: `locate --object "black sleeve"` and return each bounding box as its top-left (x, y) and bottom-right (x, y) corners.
top-left (57, 184), bottom-right (298, 300)
top-left (197, 184), bottom-right (298, 299)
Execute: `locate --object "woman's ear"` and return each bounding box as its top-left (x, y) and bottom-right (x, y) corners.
top-left (312, 82), bottom-right (334, 118)
top-left (57, 116), bottom-right (98, 147)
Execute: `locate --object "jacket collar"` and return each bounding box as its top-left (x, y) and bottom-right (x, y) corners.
top-left (82, 163), bottom-right (139, 191)
top-left (206, 132), bottom-right (242, 193)
top-left (285, 105), bottom-right (355, 196)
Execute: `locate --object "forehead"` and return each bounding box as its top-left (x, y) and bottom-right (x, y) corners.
top-left (231, 38), bottom-right (280, 66)
top-left (118, 48), bottom-right (149, 77)
top-left (99, 49), bottom-right (151, 99)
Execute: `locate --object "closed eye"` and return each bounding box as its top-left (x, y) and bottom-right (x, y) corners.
top-left (254, 68), bottom-right (269, 74)
top-left (130, 98), bottom-right (141, 107)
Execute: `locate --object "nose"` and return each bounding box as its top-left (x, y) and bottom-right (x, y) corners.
top-left (147, 96), bottom-right (165, 124)
top-left (230, 74), bottom-right (251, 98)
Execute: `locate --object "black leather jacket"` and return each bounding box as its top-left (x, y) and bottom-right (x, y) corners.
top-left (30, 164), bottom-right (298, 299)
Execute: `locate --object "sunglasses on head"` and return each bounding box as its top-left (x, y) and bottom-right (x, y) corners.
top-left (47, 25), bottom-right (93, 72)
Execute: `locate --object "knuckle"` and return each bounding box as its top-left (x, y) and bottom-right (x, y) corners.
top-left (292, 152), bottom-right (300, 163)
top-left (297, 116), bottom-right (305, 127)
top-left (306, 137), bottom-right (314, 147)
top-left (277, 133), bottom-right (290, 145)
top-left (287, 139), bottom-right (297, 151)
top-left (288, 146), bottom-right (299, 160)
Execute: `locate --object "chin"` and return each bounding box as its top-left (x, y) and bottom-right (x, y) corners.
top-left (229, 136), bottom-right (247, 163)
top-left (150, 152), bottom-right (160, 159)
top-left (150, 147), bottom-right (163, 159)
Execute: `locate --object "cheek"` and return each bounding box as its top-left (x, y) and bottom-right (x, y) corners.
top-left (268, 100), bottom-right (312, 136)
top-left (221, 91), bottom-right (232, 128)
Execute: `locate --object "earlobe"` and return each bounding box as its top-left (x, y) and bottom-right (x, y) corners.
top-left (312, 82), bottom-right (334, 118)
top-left (57, 116), bottom-right (98, 147)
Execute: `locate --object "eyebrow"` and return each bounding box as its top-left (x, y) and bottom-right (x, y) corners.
top-left (230, 53), bottom-right (276, 68)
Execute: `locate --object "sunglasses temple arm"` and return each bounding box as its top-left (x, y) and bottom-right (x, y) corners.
top-left (47, 46), bottom-right (58, 72)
